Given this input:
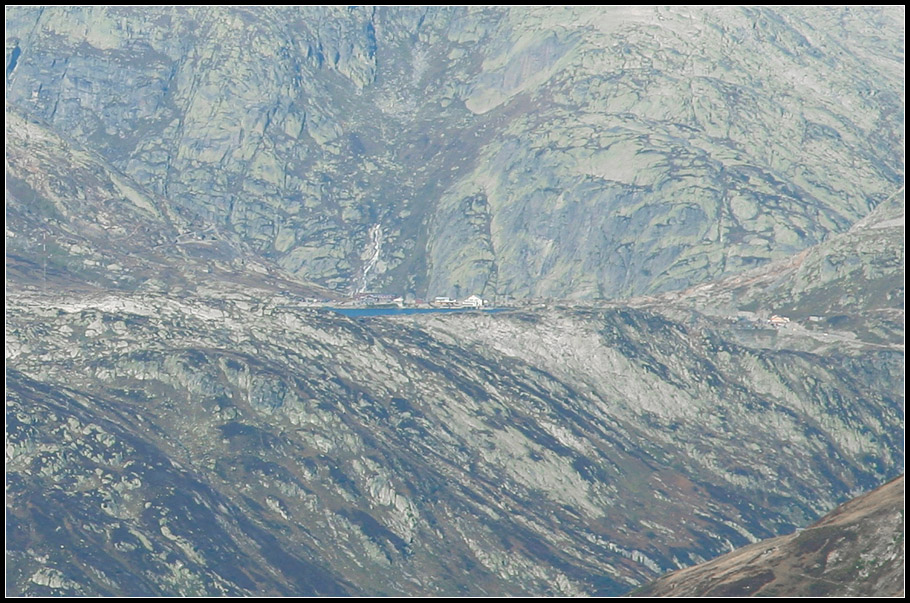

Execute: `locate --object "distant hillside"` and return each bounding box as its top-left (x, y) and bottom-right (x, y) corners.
top-left (6, 6), bottom-right (904, 299)
top-left (643, 186), bottom-right (904, 346)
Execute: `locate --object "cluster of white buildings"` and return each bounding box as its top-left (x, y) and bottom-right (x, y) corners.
top-left (346, 292), bottom-right (487, 309)
top-left (433, 295), bottom-right (484, 308)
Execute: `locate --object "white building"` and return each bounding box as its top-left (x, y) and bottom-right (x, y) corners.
top-left (462, 295), bottom-right (484, 308)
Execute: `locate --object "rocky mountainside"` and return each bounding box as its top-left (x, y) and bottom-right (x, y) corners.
top-left (635, 185), bottom-right (905, 350)
top-left (4, 5), bottom-right (904, 598)
top-left (631, 475), bottom-right (904, 597)
top-left (5, 6), bottom-right (904, 299)
top-left (652, 186), bottom-right (905, 310)
top-left (5, 106), bottom-right (337, 301)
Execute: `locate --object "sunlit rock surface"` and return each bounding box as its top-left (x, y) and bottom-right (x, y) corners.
top-left (6, 6), bottom-right (904, 298)
top-left (6, 286), bottom-right (903, 595)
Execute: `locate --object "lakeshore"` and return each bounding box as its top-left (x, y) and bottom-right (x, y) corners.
top-left (326, 307), bottom-right (508, 318)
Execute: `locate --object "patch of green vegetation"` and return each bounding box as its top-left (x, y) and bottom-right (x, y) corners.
top-left (7, 176), bottom-right (62, 220)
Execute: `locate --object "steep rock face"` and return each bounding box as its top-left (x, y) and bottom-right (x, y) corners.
top-left (631, 475), bottom-right (904, 597)
top-left (5, 107), bottom-right (337, 301)
top-left (6, 6), bottom-right (904, 298)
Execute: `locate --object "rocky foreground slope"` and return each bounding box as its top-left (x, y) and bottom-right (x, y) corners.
top-left (6, 285), bottom-right (903, 595)
top-left (632, 475), bottom-right (904, 597)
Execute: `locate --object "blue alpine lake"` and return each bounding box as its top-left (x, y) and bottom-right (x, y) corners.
top-left (326, 307), bottom-right (507, 318)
